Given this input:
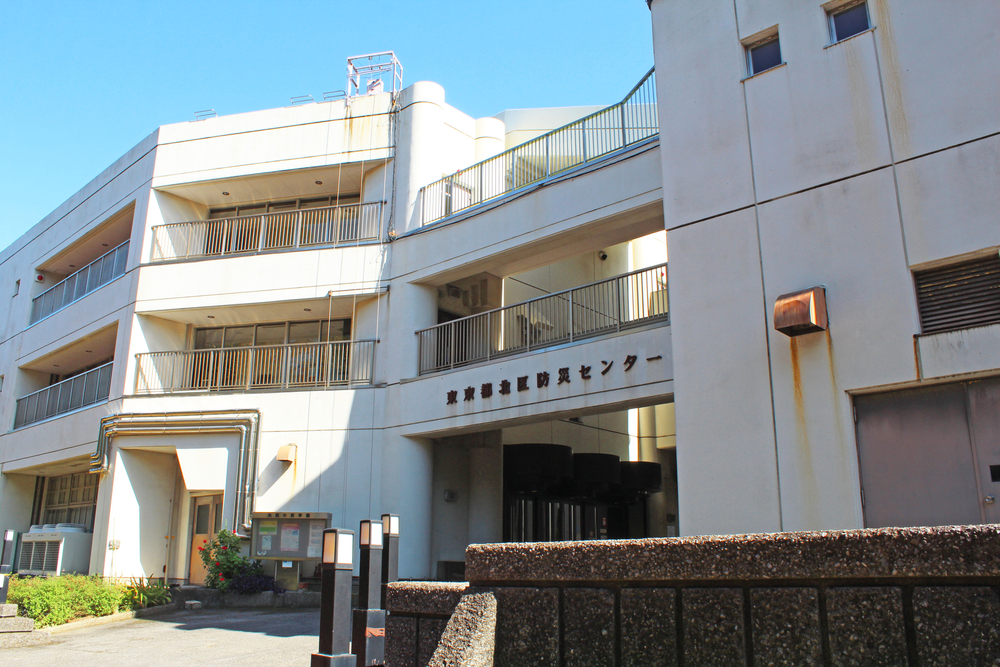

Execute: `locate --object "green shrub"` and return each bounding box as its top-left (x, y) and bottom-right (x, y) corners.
top-left (123, 575), bottom-right (172, 609)
top-left (7, 575), bottom-right (126, 628)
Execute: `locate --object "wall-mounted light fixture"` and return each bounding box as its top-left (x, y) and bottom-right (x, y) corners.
top-left (774, 286), bottom-right (828, 337)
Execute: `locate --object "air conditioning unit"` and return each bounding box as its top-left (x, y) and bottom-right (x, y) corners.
top-left (17, 525), bottom-right (92, 576)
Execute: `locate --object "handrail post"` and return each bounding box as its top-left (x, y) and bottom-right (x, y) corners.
top-left (616, 277), bottom-right (622, 333)
top-left (620, 102), bottom-right (628, 149)
top-left (582, 121), bottom-right (588, 164)
top-left (449, 321), bottom-right (455, 370)
top-left (545, 135), bottom-right (551, 178)
top-left (293, 210), bottom-right (302, 248)
top-left (486, 311), bottom-right (491, 361)
top-left (569, 289), bottom-right (575, 343)
top-left (257, 215), bottom-right (266, 252)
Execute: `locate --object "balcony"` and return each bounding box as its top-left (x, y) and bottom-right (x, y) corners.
top-left (13, 361), bottom-right (114, 429)
top-left (133, 340), bottom-right (376, 394)
top-left (417, 263), bottom-right (668, 375)
top-left (420, 68), bottom-right (657, 225)
top-left (149, 201), bottom-right (383, 262)
top-left (30, 241), bottom-right (130, 324)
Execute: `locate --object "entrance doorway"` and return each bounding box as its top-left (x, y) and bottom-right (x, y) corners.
top-left (854, 377), bottom-right (1000, 528)
top-left (189, 494), bottom-right (223, 585)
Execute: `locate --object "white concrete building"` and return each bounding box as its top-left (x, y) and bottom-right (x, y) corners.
top-left (649, 0), bottom-right (1000, 534)
top-left (3, 0), bottom-right (996, 586)
top-left (0, 54), bottom-right (674, 583)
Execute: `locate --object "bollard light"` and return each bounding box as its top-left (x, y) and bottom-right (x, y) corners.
top-left (354, 520), bottom-right (386, 666)
top-left (311, 528), bottom-right (356, 667)
top-left (379, 514), bottom-right (400, 610)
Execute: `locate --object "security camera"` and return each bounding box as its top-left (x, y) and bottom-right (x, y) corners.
top-left (598, 251), bottom-right (608, 261)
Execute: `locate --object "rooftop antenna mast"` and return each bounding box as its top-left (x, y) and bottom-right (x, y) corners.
top-left (347, 51), bottom-right (403, 97)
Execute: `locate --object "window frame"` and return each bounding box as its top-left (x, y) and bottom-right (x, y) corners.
top-left (826, 0), bottom-right (871, 44)
top-left (742, 26), bottom-right (784, 79)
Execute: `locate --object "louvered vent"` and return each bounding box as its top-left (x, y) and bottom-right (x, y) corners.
top-left (915, 255), bottom-right (1000, 334)
top-left (43, 541), bottom-right (61, 572)
top-left (18, 541), bottom-right (34, 570)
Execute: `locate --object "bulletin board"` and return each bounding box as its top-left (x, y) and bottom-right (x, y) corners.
top-left (250, 512), bottom-right (331, 560)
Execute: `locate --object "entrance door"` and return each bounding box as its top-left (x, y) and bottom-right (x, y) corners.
top-left (854, 377), bottom-right (1000, 528)
top-left (189, 494), bottom-right (223, 585)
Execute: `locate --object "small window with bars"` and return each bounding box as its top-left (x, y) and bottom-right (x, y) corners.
top-left (914, 254), bottom-right (1000, 334)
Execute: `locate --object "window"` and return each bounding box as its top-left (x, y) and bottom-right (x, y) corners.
top-left (194, 319), bottom-right (351, 350)
top-left (0, 375), bottom-right (4, 392)
top-left (914, 254), bottom-right (1000, 334)
top-left (744, 29), bottom-right (782, 77)
top-left (13, 279), bottom-right (19, 297)
top-left (42, 472), bottom-right (99, 529)
top-left (828, 1), bottom-right (870, 42)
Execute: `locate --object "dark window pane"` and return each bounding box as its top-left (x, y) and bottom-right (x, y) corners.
top-left (195, 328), bottom-right (224, 350)
top-left (223, 326), bottom-right (254, 348)
top-left (254, 324), bottom-right (286, 347)
top-left (195, 504), bottom-right (210, 534)
top-left (289, 321), bottom-right (321, 344)
top-left (750, 39), bottom-right (782, 75)
top-left (834, 3), bottom-right (869, 41)
top-left (214, 503), bottom-right (223, 533)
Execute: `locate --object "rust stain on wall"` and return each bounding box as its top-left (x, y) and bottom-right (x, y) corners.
top-left (872, 0), bottom-right (911, 156)
top-left (825, 331), bottom-right (848, 478)
top-left (790, 338), bottom-right (818, 525)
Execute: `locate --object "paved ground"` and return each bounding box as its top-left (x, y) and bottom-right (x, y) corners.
top-left (2, 607), bottom-right (322, 667)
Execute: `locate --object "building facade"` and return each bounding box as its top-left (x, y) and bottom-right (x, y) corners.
top-left (1, 0), bottom-right (997, 585)
top-left (0, 56), bottom-right (673, 583)
top-left (649, 0), bottom-right (1000, 534)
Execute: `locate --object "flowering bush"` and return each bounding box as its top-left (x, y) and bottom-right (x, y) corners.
top-left (198, 529), bottom-right (280, 594)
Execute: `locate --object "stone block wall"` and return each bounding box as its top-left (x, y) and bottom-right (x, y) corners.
top-left (385, 525), bottom-right (1000, 666)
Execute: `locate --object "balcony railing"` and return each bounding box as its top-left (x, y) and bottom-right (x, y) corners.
top-left (420, 67), bottom-right (657, 225)
top-left (134, 340), bottom-right (376, 394)
top-left (417, 263), bottom-right (668, 375)
top-left (149, 201), bottom-right (384, 262)
top-left (30, 241), bottom-right (130, 324)
top-left (14, 361), bottom-right (114, 429)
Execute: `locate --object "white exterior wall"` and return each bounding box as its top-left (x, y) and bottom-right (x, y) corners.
top-left (650, 0), bottom-right (1000, 535)
top-left (0, 57), bottom-right (675, 582)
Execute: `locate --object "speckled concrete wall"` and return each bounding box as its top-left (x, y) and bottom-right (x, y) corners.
top-left (385, 525), bottom-right (1000, 667)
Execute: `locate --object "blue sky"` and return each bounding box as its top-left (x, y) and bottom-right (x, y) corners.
top-left (0, 1), bottom-right (654, 252)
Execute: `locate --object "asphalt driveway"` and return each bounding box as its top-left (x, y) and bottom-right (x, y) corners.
top-left (2, 607), bottom-right (321, 667)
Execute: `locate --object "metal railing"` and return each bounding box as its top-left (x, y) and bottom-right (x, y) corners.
top-left (14, 361), bottom-right (114, 429)
top-left (149, 201), bottom-right (384, 262)
top-left (417, 263), bottom-right (668, 374)
top-left (420, 67), bottom-right (657, 225)
top-left (134, 340), bottom-right (376, 394)
top-left (30, 241), bottom-right (130, 324)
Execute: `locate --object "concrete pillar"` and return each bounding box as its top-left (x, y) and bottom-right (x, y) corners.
top-left (468, 431), bottom-right (503, 545)
top-left (474, 117), bottom-right (506, 162)
top-left (393, 81), bottom-right (446, 235)
top-left (383, 282), bottom-right (438, 386)
top-left (0, 472), bottom-right (37, 533)
top-left (380, 431), bottom-right (434, 579)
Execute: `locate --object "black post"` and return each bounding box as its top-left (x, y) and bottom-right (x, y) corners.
top-left (354, 520), bottom-right (386, 667)
top-left (312, 528), bottom-right (356, 667)
top-left (0, 529), bottom-right (15, 605)
top-left (379, 514), bottom-right (399, 610)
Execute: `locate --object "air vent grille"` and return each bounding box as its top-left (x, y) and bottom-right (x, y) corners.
top-left (915, 255), bottom-right (1000, 334)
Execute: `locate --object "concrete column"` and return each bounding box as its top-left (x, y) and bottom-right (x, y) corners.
top-left (380, 431), bottom-right (434, 579)
top-left (468, 431), bottom-right (503, 545)
top-left (0, 472), bottom-right (36, 533)
top-left (474, 117), bottom-right (506, 162)
top-left (393, 81), bottom-right (445, 235)
top-left (383, 281), bottom-right (438, 385)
